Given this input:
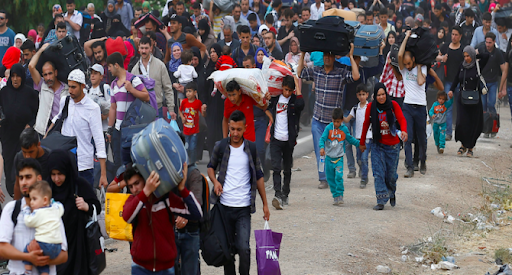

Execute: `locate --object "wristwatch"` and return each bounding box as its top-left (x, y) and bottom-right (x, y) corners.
top-left (107, 127), bottom-right (113, 136)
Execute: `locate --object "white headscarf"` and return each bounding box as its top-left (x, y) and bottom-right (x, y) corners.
top-left (14, 33), bottom-right (26, 44)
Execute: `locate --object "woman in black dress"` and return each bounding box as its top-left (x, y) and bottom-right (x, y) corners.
top-left (449, 46), bottom-right (489, 157)
top-left (47, 149), bottom-right (101, 275)
top-left (0, 63), bottom-right (39, 197)
top-left (205, 44), bottom-right (224, 157)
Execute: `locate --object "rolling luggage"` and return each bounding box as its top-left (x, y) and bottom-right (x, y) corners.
top-left (483, 112), bottom-right (500, 134)
top-left (131, 118), bottom-right (188, 198)
top-left (299, 16), bottom-right (355, 56)
top-left (405, 27), bottom-right (438, 66)
top-left (36, 35), bottom-right (88, 84)
top-left (353, 24), bottom-right (383, 57)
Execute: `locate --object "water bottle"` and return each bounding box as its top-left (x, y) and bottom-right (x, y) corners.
top-left (319, 156), bottom-right (325, 172)
top-left (395, 129), bottom-right (403, 141)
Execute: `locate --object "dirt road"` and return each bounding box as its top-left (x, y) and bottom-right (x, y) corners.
top-left (103, 109), bottom-right (512, 275)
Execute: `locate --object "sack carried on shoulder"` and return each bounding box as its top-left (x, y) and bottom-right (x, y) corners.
top-left (105, 192), bottom-right (133, 242)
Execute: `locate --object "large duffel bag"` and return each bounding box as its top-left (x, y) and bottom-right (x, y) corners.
top-left (353, 24), bottom-right (383, 57)
top-left (131, 118), bottom-right (188, 198)
top-left (482, 112), bottom-right (500, 134)
top-left (299, 16), bottom-right (354, 56)
top-left (406, 27), bottom-right (438, 66)
top-left (36, 35), bottom-right (88, 84)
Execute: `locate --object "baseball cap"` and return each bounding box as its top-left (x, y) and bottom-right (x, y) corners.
top-left (170, 14), bottom-right (182, 24)
top-left (68, 69), bottom-right (86, 84)
top-left (90, 64), bottom-right (104, 76)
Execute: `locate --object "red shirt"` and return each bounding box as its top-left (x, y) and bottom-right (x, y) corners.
top-left (360, 101), bottom-right (407, 146)
top-left (224, 94), bottom-right (256, 142)
top-left (180, 99), bottom-right (202, 135)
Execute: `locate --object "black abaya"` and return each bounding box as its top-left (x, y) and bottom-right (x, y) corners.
top-left (204, 59), bottom-right (225, 157)
top-left (450, 53), bottom-right (489, 149)
top-left (0, 63), bottom-right (39, 197)
top-left (47, 150), bottom-right (101, 275)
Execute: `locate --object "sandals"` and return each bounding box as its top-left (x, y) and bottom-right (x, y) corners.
top-left (467, 148), bottom-right (474, 157)
top-left (457, 146), bottom-right (467, 156)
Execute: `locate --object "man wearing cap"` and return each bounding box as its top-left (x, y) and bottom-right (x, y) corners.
top-left (162, 14), bottom-right (207, 64)
top-left (86, 64), bottom-right (111, 135)
top-left (297, 45), bottom-right (360, 189)
top-left (131, 36), bottom-right (176, 120)
top-left (28, 43), bottom-right (70, 137)
top-left (63, 0), bottom-right (83, 40)
top-left (48, 69), bottom-right (108, 187)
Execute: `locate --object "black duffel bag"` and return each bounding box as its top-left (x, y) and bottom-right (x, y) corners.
top-left (406, 27), bottom-right (438, 66)
top-left (200, 202), bottom-right (235, 267)
top-left (299, 16), bottom-right (355, 56)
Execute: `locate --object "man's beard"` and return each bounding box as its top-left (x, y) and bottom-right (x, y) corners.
top-left (0, 22), bottom-right (5, 28)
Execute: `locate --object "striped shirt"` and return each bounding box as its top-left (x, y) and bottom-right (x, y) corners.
top-left (379, 54), bottom-right (405, 98)
top-left (300, 66), bottom-right (354, 124)
top-left (111, 72), bottom-right (145, 130)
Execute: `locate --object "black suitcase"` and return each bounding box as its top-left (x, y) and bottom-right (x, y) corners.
top-left (405, 27), bottom-right (438, 66)
top-left (483, 112), bottom-right (500, 134)
top-left (36, 35), bottom-right (89, 84)
top-left (299, 16), bottom-right (355, 56)
top-left (494, 7), bottom-right (512, 29)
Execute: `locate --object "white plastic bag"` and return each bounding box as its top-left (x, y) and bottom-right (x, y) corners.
top-left (208, 68), bottom-right (269, 107)
top-left (264, 60), bottom-right (293, 97)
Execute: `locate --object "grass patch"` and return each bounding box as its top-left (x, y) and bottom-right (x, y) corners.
top-left (494, 248), bottom-right (512, 265)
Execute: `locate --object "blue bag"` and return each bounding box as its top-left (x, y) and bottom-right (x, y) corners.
top-left (353, 24), bottom-right (383, 57)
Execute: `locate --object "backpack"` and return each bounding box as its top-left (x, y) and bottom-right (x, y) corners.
top-left (119, 75), bottom-right (158, 128)
top-left (187, 164), bottom-right (211, 232)
top-left (11, 199), bottom-right (22, 227)
top-left (79, 11), bottom-right (92, 46)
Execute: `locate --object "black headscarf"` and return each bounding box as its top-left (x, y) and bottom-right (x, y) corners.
top-left (7, 63), bottom-right (26, 89)
top-left (47, 149), bottom-right (99, 275)
top-left (198, 19), bottom-right (210, 42)
top-left (383, 31), bottom-right (396, 58)
top-left (107, 14), bottom-right (131, 37)
top-left (370, 83), bottom-right (395, 142)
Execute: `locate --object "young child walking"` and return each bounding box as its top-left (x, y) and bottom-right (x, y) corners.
top-left (320, 108), bottom-right (360, 206)
top-left (23, 180), bottom-right (64, 275)
top-left (268, 75), bottom-right (304, 210)
top-left (179, 82), bottom-right (206, 164)
top-left (429, 90), bottom-right (453, 154)
top-left (344, 84), bottom-right (373, 189)
top-left (174, 50), bottom-right (198, 100)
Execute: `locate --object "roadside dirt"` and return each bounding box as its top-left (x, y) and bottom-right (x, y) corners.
top-left (103, 110), bottom-right (512, 275)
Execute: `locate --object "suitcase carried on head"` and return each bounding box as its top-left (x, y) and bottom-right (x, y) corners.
top-left (405, 27), bottom-right (438, 66)
top-left (131, 118), bottom-right (188, 198)
top-left (346, 22), bottom-right (383, 57)
top-left (299, 16), bottom-right (355, 56)
top-left (36, 35), bottom-right (88, 84)
top-left (483, 112), bottom-right (500, 134)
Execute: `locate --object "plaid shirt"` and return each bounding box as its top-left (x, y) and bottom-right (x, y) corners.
top-left (380, 54), bottom-right (405, 98)
top-left (207, 138), bottom-right (263, 214)
top-left (301, 66), bottom-right (354, 124)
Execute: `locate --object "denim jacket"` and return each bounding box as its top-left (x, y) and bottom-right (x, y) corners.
top-left (207, 138), bottom-right (264, 213)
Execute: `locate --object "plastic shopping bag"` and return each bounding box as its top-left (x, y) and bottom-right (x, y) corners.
top-left (208, 68), bottom-right (269, 107)
top-left (255, 221), bottom-right (282, 275)
top-left (105, 192), bottom-right (133, 242)
top-left (265, 122), bottom-right (272, 143)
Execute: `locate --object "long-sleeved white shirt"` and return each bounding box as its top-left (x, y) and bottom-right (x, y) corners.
top-left (310, 3), bottom-right (325, 20)
top-left (23, 202), bottom-right (64, 244)
top-left (52, 94), bottom-right (107, 171)
top-left (174, 64), bottom-right (198, 85)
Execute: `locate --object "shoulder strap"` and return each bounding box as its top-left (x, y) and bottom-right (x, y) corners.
top-left (12, 199), bottom-right (22, 227)
top-left (99, 81), bottom-right (106, 97)
top-left (476, 60), bottom-right (488, 90)
top-left (62, 96), bottom-right (71, 120)
top-left (163, 198), bottom-right (174, 225)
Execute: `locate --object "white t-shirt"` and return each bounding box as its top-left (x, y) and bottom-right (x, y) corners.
top-left (86, 84), bottom-right (111, 131)
top-left (349, 101), bottom-right (372, 141)
top-left (274, 95), bottom-right (290, 141)
top-left (400, 65), bottom-right (427, 106)
top-left (220, 145), bottom-right (251, 207)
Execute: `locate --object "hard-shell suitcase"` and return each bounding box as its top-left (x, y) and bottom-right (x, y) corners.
top-left (36, 35), bottom-right (88, 84)
top-left (131, 118), bottom-right (188, 198)
top-left (406, 27), bottom-right (438, 66)
top-left (299, 16), bottom-right (354, 56)
top-left (353, 24), bottom-right (383, 57)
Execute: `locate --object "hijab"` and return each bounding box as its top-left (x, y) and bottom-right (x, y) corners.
top-left (255, 47), bottom-right (269, 69)
top-left (198, 18), bottom-right (211, 42)
top-left (288, 37), bottom-right (300, 55)
top-left (6, 63), bottom-right (25, 90)
top-left (142, 1), bottom-right (151, 10)
top-left (104, 0), bottom-right (117, 18)
top-left (383, 31), bottom-right (396, 57)
top-left (169, 42), bottom-right (183, 72)
top-left (370, 83), bottom-right (396, 142)
top-left (27, 30), bottom-right (37, 42)
top-left (463, 45), bottom-right (476, 69)
top-left (191, 46), bottom-right (203, 69)
top-left (14, 33), bottom-right (26, 45)
top-left (207, 43), bottom-right (222, 73)
top-left (2, 46), bottom-right (21, 69)
top-left (108, 14), bottom-right (131, 37)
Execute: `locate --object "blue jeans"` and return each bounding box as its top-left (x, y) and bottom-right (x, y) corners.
top-left (343, 109), bottom-right (356, 173)
top-left (79, 169), bottom-right (94, 187)
top-left (403, 104), bottom-right (427, 169)
top-left (24, 242), bottom-right (61, 274)
top-left (222, 205), bottom-right (251, 275)
top-left (371, 143), bottom-right (400, 205)
top-left (174, 229), bottom-right (200, 275)
top-left (312, 118), bottom-right (328, 182)
top-left (254, 118), bottom-right (267, 169)
top-left (444, 81), bottom-right (459, 135)
top-left (185, 134), bottom-right (197, 164)
top-left (482, 81), bottom-right (498, 114)
top-left (131, 262), bottom-right (175, 275)
top-left (357, 140), bottom-right (371, 180)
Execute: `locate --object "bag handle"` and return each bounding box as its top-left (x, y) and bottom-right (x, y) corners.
top-left (91, 204), bottom-right (98, 222)
top-left (100, 186), bottom-right (106, 204)
top-left (476, 59), bottom-right (488, 95)
top-left (264, 220), bottom-right (270, 230)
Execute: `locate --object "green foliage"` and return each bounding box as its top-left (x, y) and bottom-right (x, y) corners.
top-left (4, 0), bottom-right (105, 34)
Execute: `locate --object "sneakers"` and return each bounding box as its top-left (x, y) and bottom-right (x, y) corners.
top-left (420, 161), bottom-right (426, 175)
top-left (439, 148), bottom-right (444, 154)
top-left (282, 197), bottom-right (289, 206)
top-left (333, 196), bottom-right (344, 206)
top-left (318, 180), bottom-right (328, 189)
top-left (373, 204), bottom-right (384, 210)
top-left (390, 196), bottom-right (396, 207)
top-left (360, 179), bottom-right (368, 189)
top-left (272, 197), bottom-right (283, 210)
top-left (413, 162), bottom-right (419, 171)
top-left (404, 168), bottom-right (414, 178)
top-left (445, 135), bottom-right (452, 141)
top-left (347, 171), bottom-right (356, 178)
